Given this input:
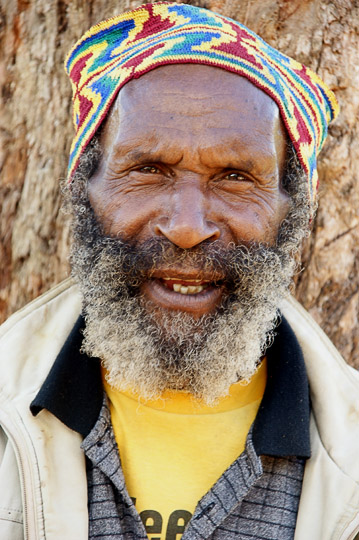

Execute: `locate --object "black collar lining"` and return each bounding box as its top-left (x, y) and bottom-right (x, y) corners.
top-left (31, 316), bottom-right (103, 437)
top-left (252, 316), bottom-right (311, 457)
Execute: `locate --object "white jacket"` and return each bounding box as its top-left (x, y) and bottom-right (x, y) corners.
top-left (0, 278), bottom-right (359, 540)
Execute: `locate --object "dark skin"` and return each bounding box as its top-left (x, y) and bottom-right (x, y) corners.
top-left (88, 64), bottom-right (290, 318)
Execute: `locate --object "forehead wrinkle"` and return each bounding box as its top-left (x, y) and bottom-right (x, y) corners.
top-left (120, 78), bottom-right (281, 129)
top-left (198, 138), bottom-right (280, 173)
top-left (109, 136), bottom-right (184, 166)
top-left (122, 101), bottom-right (278, 126)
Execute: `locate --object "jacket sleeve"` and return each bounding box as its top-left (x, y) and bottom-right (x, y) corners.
top-left (0, 425), bottom-right (24, 540)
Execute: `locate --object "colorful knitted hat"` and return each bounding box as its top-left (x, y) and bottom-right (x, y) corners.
top-left (64, 2), bottom-right (339, 205)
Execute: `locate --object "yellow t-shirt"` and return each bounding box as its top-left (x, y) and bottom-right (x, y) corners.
top-left (103, 360), bottom-right (266, 540)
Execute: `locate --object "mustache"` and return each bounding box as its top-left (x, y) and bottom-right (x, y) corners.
top-left (79, 230), bottom-right (285, 292)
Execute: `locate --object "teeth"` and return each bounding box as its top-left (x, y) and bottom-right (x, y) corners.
top-left (173, 284), bottom-right (205, 295)
top-left (163, 277), bottom-right (203, 283)
top-left (187, 286), bottom-right (197, 294)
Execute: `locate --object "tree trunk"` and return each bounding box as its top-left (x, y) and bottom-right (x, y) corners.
top-left (1, 0), bottom-right (358, 366)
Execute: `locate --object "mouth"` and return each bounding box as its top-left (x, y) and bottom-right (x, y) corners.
top-left (161, 277), bottom-right (211, 295)
top-left (141, 272), bottom-right (225, 316)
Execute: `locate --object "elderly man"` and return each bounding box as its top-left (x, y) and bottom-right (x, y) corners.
top-left (1, 3), bottom-right (359, 540)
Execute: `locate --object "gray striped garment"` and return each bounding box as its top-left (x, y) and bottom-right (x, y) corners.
top-left (82, 402), bottom-right (304, 540)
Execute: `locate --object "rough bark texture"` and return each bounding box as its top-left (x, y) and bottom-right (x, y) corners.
top-left (0, 0), bottom-right (358, 366)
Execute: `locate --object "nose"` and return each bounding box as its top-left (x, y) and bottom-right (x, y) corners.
top-left (154, 184), bottom-right (220, 249)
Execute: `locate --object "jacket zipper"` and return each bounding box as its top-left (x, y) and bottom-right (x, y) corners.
top-left (1, 419), bottom-right (35, 539)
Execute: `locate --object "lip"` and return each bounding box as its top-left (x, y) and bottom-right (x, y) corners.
top-left (150, 269), bottom-right (225, 283)
top-left (141, 278), bottom-right (225, 316)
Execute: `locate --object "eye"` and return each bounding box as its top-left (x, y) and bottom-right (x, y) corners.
top-left (139, 165), bottom-right (160, 174)
top-left (224, 172), bottom-right (249, 181)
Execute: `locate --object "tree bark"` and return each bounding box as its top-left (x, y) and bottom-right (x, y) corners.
top-left (1, 0), bottom-right (358, 366)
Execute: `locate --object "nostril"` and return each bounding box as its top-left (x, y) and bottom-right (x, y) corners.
top-left (153, 216), bottom-right (169, 232)
top-left (208, 221), bottom-right (221, 241)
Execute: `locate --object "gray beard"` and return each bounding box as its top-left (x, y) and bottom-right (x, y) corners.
top-left (68, 142), bottom-right (311, 404)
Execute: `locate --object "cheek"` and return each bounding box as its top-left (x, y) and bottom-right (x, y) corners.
top-left (263, 192), bottom-right (291, 243)
top-left (228, 212), bottom-right (271, 244)
top-left (88, 184), bottom-right (161, 239)
top-left (274, 189), bottom-right (291, 226)
top-left (223, 194), bottom-right (290, 245)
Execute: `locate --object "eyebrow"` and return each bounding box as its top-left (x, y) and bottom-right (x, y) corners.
top-left (122, 149), bottom-right (179, 165)
top-left (110, 140), bottom-right (181, 165)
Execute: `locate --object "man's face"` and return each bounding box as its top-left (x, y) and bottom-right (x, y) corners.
top-left (71, 64), bottom-right (308, 403)
top-left (88, 64), bottom-right (290, 320)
